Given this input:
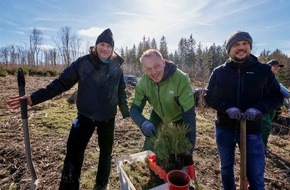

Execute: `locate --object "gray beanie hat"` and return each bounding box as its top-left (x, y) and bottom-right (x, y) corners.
top-left (226, 31), bottom-right (252, 54)
top-left (95, 28), bottom-right (114, 48)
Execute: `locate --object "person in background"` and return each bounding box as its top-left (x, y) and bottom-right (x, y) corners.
top-left (129, 49), bottom-right (196, 153)
top-left (268, 59), bottom-right (284, 75)
top-left (7, 28), bottom-right (129, 190)
top-left (204, 31), bottom-right (284, 190)
top-left (262, 59), bottom-right (284, 156)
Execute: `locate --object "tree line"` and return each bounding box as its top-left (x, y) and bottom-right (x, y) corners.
top-left (0, 26), bottom-right (289, 88)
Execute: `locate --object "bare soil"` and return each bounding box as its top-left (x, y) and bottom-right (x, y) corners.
top-left (0, 75), bottom-right (289, 190)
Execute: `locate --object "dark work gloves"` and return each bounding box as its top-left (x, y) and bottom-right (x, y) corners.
top-left (243, 108), bottom-right (262, 121)
top-left (226, 107), bottom-right (242, 120)
top-left (141, 120), bottom-right (156, 137)
top-left (226, 107), bottom-right (262, 121)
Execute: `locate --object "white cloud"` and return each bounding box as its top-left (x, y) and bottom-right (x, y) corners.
top-left (77, 27), bottom-right (104, 37)
top-left (39, 44), bottom-right (55, 50)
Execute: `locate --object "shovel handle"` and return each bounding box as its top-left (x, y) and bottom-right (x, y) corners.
top-left (240, 119), bottom-right (247, 190)
top-left (17, 68), bottom-right (28, 119)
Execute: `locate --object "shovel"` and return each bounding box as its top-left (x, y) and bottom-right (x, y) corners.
top-left (239, 118), bottom-right (247, 190)
top-left (17, 68), bottom-right (38, 189)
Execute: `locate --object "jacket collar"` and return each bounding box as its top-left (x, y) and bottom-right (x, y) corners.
top-left (226, 54), bottom-right (259, 70)
top-left (161, 61), bottom-right (177, 82)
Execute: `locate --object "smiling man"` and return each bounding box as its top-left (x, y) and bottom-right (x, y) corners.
top-left (7, 28), bottom-right (129, 190)
top-left (204, 31), bottom-right (284, 190)
top-left (129, 49), bottom-right (196, 155)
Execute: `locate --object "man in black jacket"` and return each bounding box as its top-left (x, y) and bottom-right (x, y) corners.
top-left (7, 28), bottom-right (129, 190)
top-left (204, 31), bottom-right (283, 190)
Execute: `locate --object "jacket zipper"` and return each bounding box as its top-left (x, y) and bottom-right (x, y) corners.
top-left (157, 84), bottom-right (166, 119)
top-left (236, 68), bottom-right (241, 133)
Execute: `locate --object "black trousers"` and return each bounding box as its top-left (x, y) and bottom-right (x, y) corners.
top-left (59, 114), bottom-right (115, 190)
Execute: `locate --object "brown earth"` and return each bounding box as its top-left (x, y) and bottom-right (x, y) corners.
top-left (0, 75), bottom-right (289, 190)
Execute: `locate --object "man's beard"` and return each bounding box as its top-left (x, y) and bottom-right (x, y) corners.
top-left (231, 53), bottom-right (250, 63)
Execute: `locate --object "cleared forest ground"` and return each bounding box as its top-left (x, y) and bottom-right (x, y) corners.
top-left (0, 75), bottom-right (289, 190)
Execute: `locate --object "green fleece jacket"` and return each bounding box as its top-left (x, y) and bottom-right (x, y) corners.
top-left (130, 61), bottom-right (194, 127)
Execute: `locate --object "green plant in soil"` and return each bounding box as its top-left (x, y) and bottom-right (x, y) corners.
top-left (113, 123), bottom-right (193, 189)
top-left (154, 123), bottom-right (192, 172)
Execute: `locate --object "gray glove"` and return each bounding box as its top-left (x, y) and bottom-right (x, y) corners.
top-left (225, 107), bottom-right (242, 120)
top-left (243, 108), bottom-right (262, 121)
top-left (141, 120), bottom-right (156, 137)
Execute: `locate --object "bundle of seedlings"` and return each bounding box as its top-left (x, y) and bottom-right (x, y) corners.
top-left (154, 123), bottom-right (193, 172)
top-left (122, 157), bottom-right (165, 189)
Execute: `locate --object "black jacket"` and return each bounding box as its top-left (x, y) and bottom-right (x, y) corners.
top-left (30, 52), bottom-right (129, 121)
top-left (204, 54), bottom-right (284, 134)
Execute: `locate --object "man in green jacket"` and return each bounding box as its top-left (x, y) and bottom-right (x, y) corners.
top-left (129, 49), bottom-right (196, 152)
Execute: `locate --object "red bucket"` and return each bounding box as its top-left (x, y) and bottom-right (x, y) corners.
top-left (167, 170), bottom-right (190, 190)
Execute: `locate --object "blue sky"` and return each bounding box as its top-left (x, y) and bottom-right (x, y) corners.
top-left (1, 0), bottom-right (290, 56)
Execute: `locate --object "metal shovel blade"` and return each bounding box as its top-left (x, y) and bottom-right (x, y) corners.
top-left (17, 68), bottom-right (38, 189)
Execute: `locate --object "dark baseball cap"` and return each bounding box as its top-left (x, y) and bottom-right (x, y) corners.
top-left (267, 59), bottom-right (284, 67)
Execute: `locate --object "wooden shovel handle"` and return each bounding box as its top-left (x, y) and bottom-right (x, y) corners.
top-left (240, 119), bottom-right (247, 190)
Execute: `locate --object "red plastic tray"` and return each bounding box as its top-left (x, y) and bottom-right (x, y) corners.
top-left (148, 154), bottom-right (168, 181)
